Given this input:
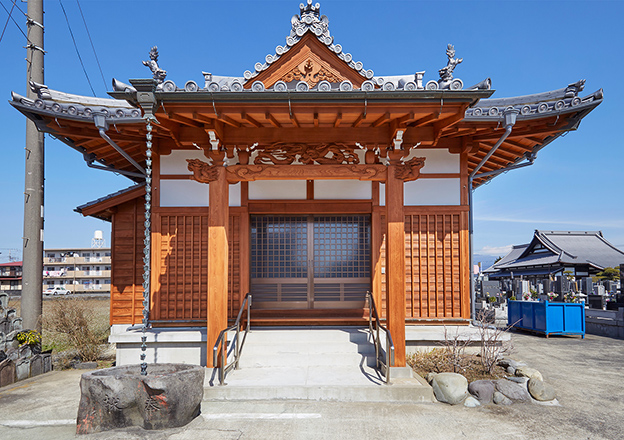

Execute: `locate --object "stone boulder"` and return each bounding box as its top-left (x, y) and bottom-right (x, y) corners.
top-left (463, 396), bottom-right (481, 407)
top-left (76, 364), bottom-right (204, 435)
top-left (429, 372), bottom-right (468, 405)
top-left (515, 366), bottom-right (543, 381)
top-left (528, 377), bottom-right (556, 401)
top-left (468, 380), bottom-right (496, 403)
top-left (494, 377), bottom-right (531, 402)
top-left (493, 391), bottom-right (513, 405)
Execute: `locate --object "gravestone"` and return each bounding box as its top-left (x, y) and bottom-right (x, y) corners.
top-left (15, 358), bottom-right (30, 381)
top-left (620, 264), bottom-right (624, 292)
top-left (30, 355), bottom-right (43, 377)
top-left (587, 295), bottom-right (605, 309)
top-left (0, 293), bottom-right (8, 309)
top-left (554, 276), bottom-right (569, 294)
top-left (581, 277), bottom-right (594, 295)
top-left (0, 359), bottom-right (15, 387)
top-left (482, 281), bottom-right (501, 298)
top-left (43, 353), bottom-right (52, 373)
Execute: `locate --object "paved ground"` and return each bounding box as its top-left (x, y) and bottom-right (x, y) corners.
top-left (0, 331), bottom-right (622, 439)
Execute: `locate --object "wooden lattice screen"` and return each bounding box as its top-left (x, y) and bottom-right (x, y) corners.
top-left (379, 208), bottom-right (469, 321)
top-left (110, 204), bottom-right (242, 325)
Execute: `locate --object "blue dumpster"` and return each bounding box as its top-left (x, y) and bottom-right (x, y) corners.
top-left (508, 300), bottom-right (585, 338)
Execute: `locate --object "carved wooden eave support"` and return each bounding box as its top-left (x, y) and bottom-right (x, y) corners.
top-left (394, 156), bottom-right (426, 182)
top-left (187, 159), bottom-right (388, 183)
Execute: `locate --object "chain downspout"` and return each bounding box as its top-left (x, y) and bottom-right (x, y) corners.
top-left (140, 121), bottom-right (153, 376)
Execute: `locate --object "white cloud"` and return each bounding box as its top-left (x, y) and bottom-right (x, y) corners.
top-left (477, 245), bottom-right (513, 256)
top-left (475, 215), bottom-right (623, 229)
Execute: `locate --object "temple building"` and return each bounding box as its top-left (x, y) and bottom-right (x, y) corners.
top-left (484, 230), bottom-right (624, 282)
top-left (11, 1), bottom-right (602, 368)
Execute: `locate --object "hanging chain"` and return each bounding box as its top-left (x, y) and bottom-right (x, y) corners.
top-left (140, 121), bottom-right (153, 376)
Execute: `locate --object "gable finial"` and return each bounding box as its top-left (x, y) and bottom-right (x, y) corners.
top-left (142, 46), bottom-right (167, 84)
top-left (300, 0), bottom-right (321, 18)
top-left (438, 44), bottom-right (462, 82)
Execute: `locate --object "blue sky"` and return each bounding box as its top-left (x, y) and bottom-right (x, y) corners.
top-left (0, 0), bottom-right (622, 265)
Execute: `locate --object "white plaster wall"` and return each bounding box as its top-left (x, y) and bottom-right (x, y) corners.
top-left (229, 182), bottom-right (241, 207)
top-left (380, 183), bottom-right (385, 206)
top-left (408, 148), bottom-right (460, 173)
top-left (249, 180), bottom-right (307, 200)
top-left (160, 180), bottom-right (209, 207)
top-left (160, 150), bottom-right (207, 175)
top-left (404, 178), bottom-right (460, 205)
top-left (314, 180), bottom-right (371, 200)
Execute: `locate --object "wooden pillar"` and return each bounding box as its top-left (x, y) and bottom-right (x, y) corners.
top-left (207, 167), bottom-right (229, 367)
top-left (386, 161), bottom-right (406, 367)
top-left (371, 182), bottom-right (383, 311)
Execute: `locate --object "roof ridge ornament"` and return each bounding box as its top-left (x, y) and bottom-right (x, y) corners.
top-left (425, 44), bottom-right (464, 91)
top-left (300, 0), bottom-right (320, 18)
top-left (143, 46), bottom-right (167, 84)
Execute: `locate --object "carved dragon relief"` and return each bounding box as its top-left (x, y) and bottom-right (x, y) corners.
top-left (187, 159), bottom-right (218, 183)
top-left (395, 156), bottom-right (426, 182)
top-left (280, 58), bottom-right (342, 88)
top-left (253, 142), bottom-right (359, 165)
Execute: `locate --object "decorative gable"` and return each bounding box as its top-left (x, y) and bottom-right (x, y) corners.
top-left (243, 0), bottom-right (373, 90)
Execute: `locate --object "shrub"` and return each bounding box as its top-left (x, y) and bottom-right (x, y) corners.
top-left (43, 298), bottom-right (110, 362)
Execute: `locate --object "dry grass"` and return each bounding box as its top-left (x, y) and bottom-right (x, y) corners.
top-left (8, 296), bottom-right (111, 368)
top-left (408, 349), bottom-right (507, 383)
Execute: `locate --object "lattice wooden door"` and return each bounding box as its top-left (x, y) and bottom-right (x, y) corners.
top-left (250, 215), bottom-right (370, 309)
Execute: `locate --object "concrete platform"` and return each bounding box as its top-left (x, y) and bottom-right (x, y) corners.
top-left (205, 327), bottom-right (433, 403)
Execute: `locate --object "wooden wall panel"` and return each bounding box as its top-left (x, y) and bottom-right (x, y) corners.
top-left (378, 206), bottom-right (469, 323)
top-left (110, 202), bottom-right (242, 325)
top-left (110, 198), bottom-right (145, 325)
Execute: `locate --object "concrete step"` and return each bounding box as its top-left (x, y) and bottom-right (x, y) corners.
top-left (206, 327), bottom-right (433, 403)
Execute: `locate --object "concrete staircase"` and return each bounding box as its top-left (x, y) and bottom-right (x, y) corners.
top-left (204, 327), bottom-right (433, 402)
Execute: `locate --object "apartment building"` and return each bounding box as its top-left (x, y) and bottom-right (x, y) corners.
top-left (0, 262), bottom-right (22, 295)
top-left (43, 248), bottom-right (111, 294)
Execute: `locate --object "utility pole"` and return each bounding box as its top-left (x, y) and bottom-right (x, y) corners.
top-left (21, 0), bottom-right (45, 332)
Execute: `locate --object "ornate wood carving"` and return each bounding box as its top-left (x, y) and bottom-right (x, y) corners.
top-left (187, 159), bottom-right (218, 183)
top-left (281, 58), bottom-right (342, 88)
top-left (253, 142), bottom-right (359, 165)
top-left (395, 157), bottom-right (426, 182)
top-left (227, 164), bottom-right (386, 182)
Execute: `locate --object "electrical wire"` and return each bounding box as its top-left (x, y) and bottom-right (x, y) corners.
top-left (0, 0), bottom-right (16, 45)
top-left (76, 0), bottom-right (107, 92)
top-left (59, 0), bottom-right (96, 97)
top-left (0, 0), bottom-right (30, 43)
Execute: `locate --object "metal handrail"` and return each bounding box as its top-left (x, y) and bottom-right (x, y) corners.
top-left (366, 291), bottom-right (395, 384)
top-left (213, 293), bottom-right (252, 385)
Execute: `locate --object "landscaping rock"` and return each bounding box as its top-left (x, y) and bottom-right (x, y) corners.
top-left (430, 372), bottom-right (468, 405)
top-left (76, 362), bottom-right (98, 370)
top-left (76, 363), bottom-right (204, 434)
top-left (515, 366), bottom-right (543, 381)
top-left (495, 377), bottom-right (531, 401)
top-left (528, 377), bottom-right (556, 401)
top-left (498, 358), bottom-right (526, 370)
top-left (506, 366), bottom-right (516, 375)
top-left (493, 391), bottom-right (513, 405)
top-left (468, 380), bottom-right (496, 403)
top-left (505, 376), bottom-right (529, 385)
top-left (463, 396), bottom-right (481, 407)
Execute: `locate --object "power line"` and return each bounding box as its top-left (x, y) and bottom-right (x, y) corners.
top-left (76, 0), bottom-right (107, 93)
top-left (59, 0), bottom-right (96, 97)
top-left (0, 0), bottom-right (17, 45)
top-left (0, 0), bottom-right (30, 43)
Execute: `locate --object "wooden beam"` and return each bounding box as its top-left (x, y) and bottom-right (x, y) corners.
top-left (371, 112), bottom-right (390, 128)
top-left (333, 112), bottom-right (342, 128)
top-left (265, 112), bottom-right (281, 128)
top-left (386, 164), bottom-right (406, 367)
top-left (224, 164), bottom-right (387, 182)
top-left (352, 113), bottom-right (366, 128)
top-left (242, 112), bottom-right (263, 128)
top-left (290, 113), bottom-right (300, 128)
top-left (248, 200), bottom-right (372, 214)
top-left (207, 167), bottom-right (229, 368)
top-left (169, 112), bottom-right (205, 128)
top-left (221, 126), bottom-right (434, 145)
